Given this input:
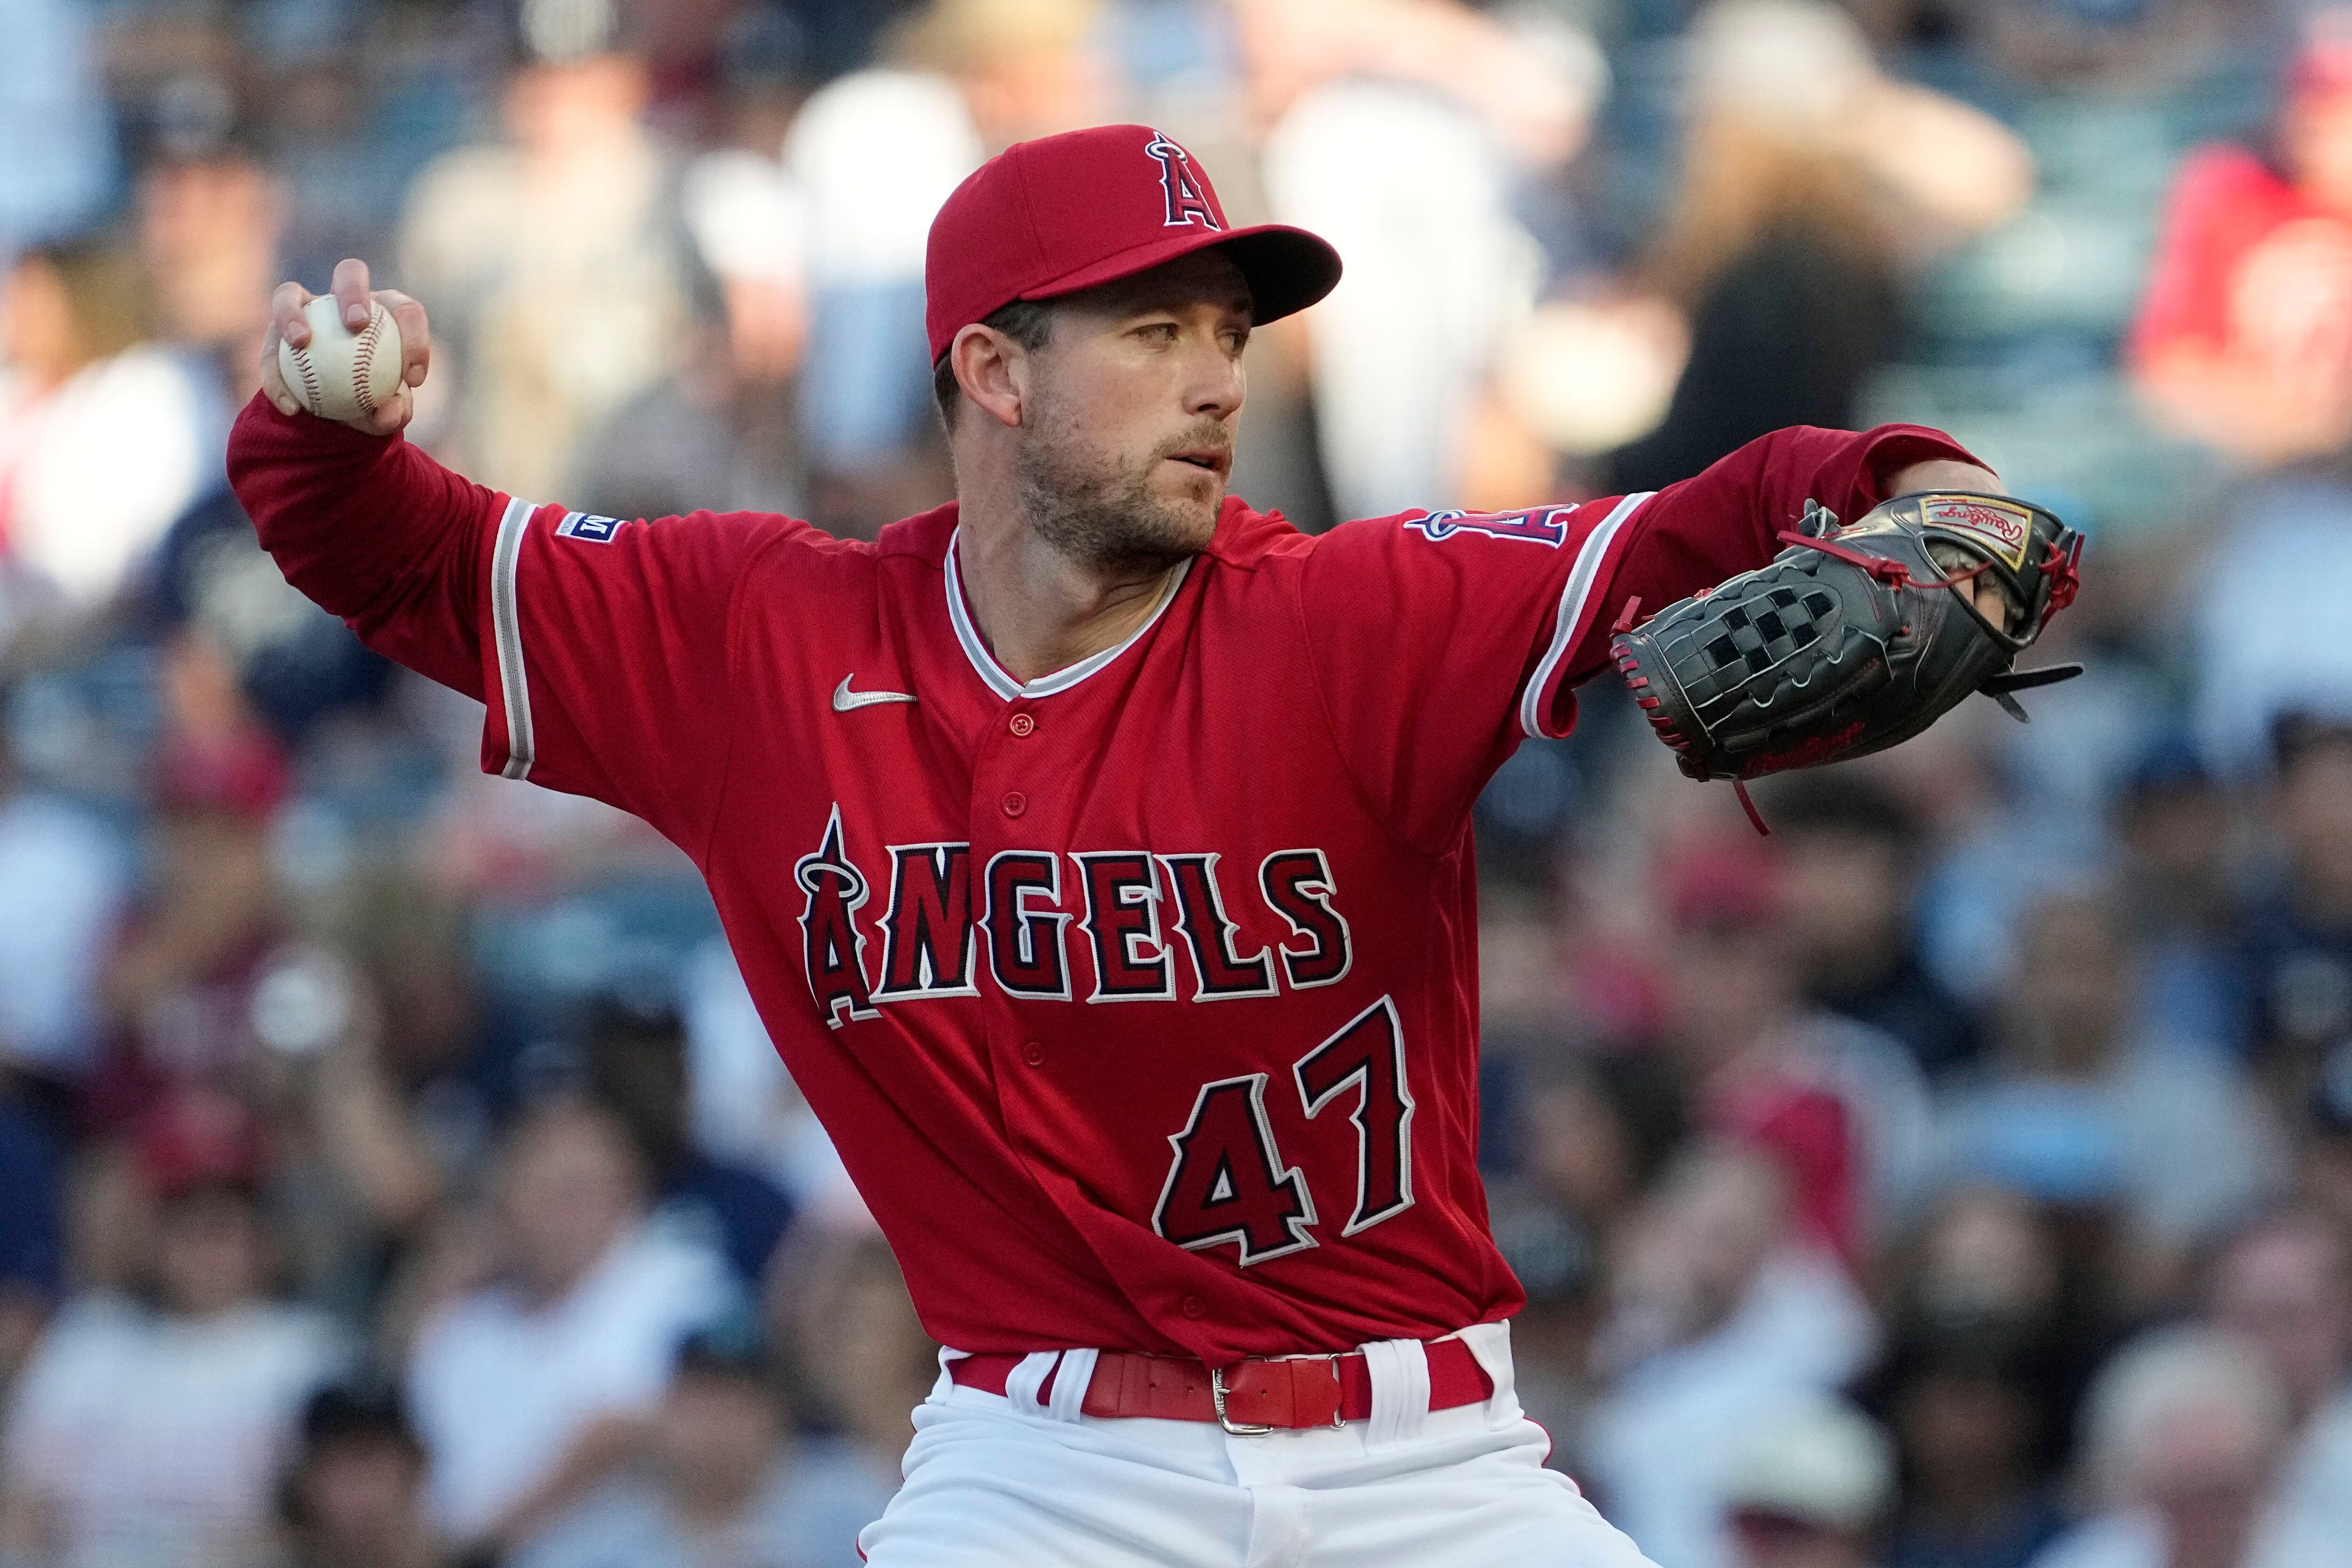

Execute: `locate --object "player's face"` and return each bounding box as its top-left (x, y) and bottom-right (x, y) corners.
top-left (1017, 250), bottom-right (1252, 575)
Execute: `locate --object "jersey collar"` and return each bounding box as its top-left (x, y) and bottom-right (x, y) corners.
top-left (943, 529), bottom-right (1193, 701)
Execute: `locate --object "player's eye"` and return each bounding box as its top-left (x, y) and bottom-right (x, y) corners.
top-left (1135, 322), bottom-right (1180, 342)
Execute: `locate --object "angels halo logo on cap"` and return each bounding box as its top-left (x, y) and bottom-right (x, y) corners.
top-left (1143, 132), bottom-right (1222, 231)
top-left (923, 123), bottom-right (1343, 364)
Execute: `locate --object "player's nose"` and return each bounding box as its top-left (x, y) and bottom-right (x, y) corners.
top-left (1182, 342), bottom-right (1244, 422)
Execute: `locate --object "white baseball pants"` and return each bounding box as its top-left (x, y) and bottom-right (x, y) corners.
top-left (856, 1322), bottom-right (1661, 1568)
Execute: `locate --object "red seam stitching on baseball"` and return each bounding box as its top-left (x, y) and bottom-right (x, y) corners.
top-left (354, 307), bottom-right (382, 418)
top-left (291, 344), bottom-right (323, 416)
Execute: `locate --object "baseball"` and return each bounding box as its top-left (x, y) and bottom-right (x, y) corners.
top-left (278, 294), bottom-right (404, 424)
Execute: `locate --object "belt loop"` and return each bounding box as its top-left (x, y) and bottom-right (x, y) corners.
top-left (1046, 1348), bottom-right (1097, 1422)
top-left (1002, 1350), bottom-right (1060, 1412)
top-left (1455, 1321), bottom-right (1518, 1423)
top-left (1362, 1338), bottom-right (1431, 1447)
top-left (930, 1346), bottom-right (969, 1404)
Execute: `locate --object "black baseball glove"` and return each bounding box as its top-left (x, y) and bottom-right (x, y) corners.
top-left (1609, 490), bottom-right (2083, 826)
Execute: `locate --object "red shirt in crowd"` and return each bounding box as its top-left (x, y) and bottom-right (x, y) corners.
top-left (2132, 144), bottom-right (2352, 393)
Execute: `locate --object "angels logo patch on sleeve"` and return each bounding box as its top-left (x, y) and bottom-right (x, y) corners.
top-left (1403, 507), bottom-right (1573, 548)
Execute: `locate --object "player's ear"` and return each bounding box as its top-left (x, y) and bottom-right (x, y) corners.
top-left (951, 324), bottom-right (1026, 431)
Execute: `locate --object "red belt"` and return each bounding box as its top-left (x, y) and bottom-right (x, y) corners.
top-left (948, 1340), bottom-right (1493, 1433)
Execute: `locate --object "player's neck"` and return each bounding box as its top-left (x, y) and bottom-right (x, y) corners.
top-left (954, 508), bottom-right (1184, 686)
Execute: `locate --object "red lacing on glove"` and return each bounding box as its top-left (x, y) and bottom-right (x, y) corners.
top-left (1733, 780), bottom-right (1769, 837)
top-left (1779, 526), bottom-right (2083, 631)
top-left (1773, 529), bottom-right (1997, 593)
top-left (2038, 533), bottom-right (2082, 626)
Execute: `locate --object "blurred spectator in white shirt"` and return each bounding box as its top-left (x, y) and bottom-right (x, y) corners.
top-left (2198, 1207), bottom-right (2352, 1549)
top-left (397, 0), bottom-right (699, 502)
top-left (1238, 0), bottom-right (1608, 520)
top-left (405, 1098), bottom-right (736, 1560)
top-left (0, 1091), bottom-right (351, 1568)
top-left (0, 239), bottom-right (212, 627)
top-left (1585, 1142), bottom-right (1879, 1568)
top-left (2027, 1327), bottom-right (2337, 1568)
top-left (513, 1312), bottom-right (889, 1568)
top-left (1261, 81), bottom-right (1541, 521)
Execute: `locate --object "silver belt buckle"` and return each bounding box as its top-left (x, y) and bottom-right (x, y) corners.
top-left (1209, 1365), bottom-right (1271, 1435)
top-left (1319, 1354), bottom-right (1346, 1429)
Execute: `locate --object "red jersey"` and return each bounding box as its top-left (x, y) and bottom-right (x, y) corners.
top-left (228, 398), bottom-right (1969, 1362)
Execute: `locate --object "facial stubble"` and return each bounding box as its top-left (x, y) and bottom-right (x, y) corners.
top-left (1016, 389), bottom-right (1229, 578)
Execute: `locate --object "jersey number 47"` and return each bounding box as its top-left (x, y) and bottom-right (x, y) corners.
top-left (1152, 996), bottom-right (1414, 1266)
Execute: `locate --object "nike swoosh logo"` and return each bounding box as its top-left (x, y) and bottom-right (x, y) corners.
top-left (833, 676), bottom-right (919, 712)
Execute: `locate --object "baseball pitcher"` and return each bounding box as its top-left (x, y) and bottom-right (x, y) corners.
top-left (230, 125), bottom-right (2078, 1566)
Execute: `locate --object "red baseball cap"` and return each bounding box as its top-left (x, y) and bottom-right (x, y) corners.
top-left (924, 123), bottom-right (1342, 363)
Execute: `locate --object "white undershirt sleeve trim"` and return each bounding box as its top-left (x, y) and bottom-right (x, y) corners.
top-left (490, 496), bottom-right (539, 780)
top-left (1518, 491), bottom-right (1654, 739)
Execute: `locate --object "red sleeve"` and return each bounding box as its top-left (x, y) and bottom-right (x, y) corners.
top-left (226, 393), bottom-right (496, 698)
top-left (1292, 422), bottom-right (1981, 852)
top-left (227, 394), bottom-right (807, 855)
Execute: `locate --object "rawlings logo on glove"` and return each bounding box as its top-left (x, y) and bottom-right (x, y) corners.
top-left (1610, 491), bottom-right (2084, 831)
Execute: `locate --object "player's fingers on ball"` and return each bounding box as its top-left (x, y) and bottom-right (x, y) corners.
top-left (261, 289), bottom-right (304, 415)
top-left (361, 384), bottom-right (405, 437)
top-left (271, 280), bottom-right (314, 348)
top-left (376, 290), bottom-right (432, 386)
top-left (330, 257), bottom-right (373, 329)
top-left (258, 341), bottom-right (297, 416)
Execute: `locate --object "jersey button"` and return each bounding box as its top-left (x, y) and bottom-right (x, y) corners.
top-left (1181, 1296), bottom-right (1207, 1320)
top-left (1021, 1040), bottom-right (1046, 1067)
top-left (1008, 712), bottom-right (1035, 738)
top-left (1001, 791), bottom-right (1028, 818)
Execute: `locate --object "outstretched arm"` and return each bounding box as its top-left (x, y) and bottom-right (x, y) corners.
top-left (1292, 422), bottom-right (2000, 852)
top-left (231, 258), bottom-right (495, 696)
top-left (1572, 428), bottom-right (2001, 684)
top-left (231, 258), bottom-right (804, 850)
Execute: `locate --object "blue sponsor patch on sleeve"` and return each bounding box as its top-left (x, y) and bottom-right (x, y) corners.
top-left (555, 512), bottom-right (627, 543)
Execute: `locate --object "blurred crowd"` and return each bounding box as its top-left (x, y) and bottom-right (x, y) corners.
top-left (4, 0), bottom-right (2352, 1566)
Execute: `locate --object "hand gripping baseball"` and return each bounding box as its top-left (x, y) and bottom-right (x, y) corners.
top-left (260, 258), bottom-right (432, 437)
